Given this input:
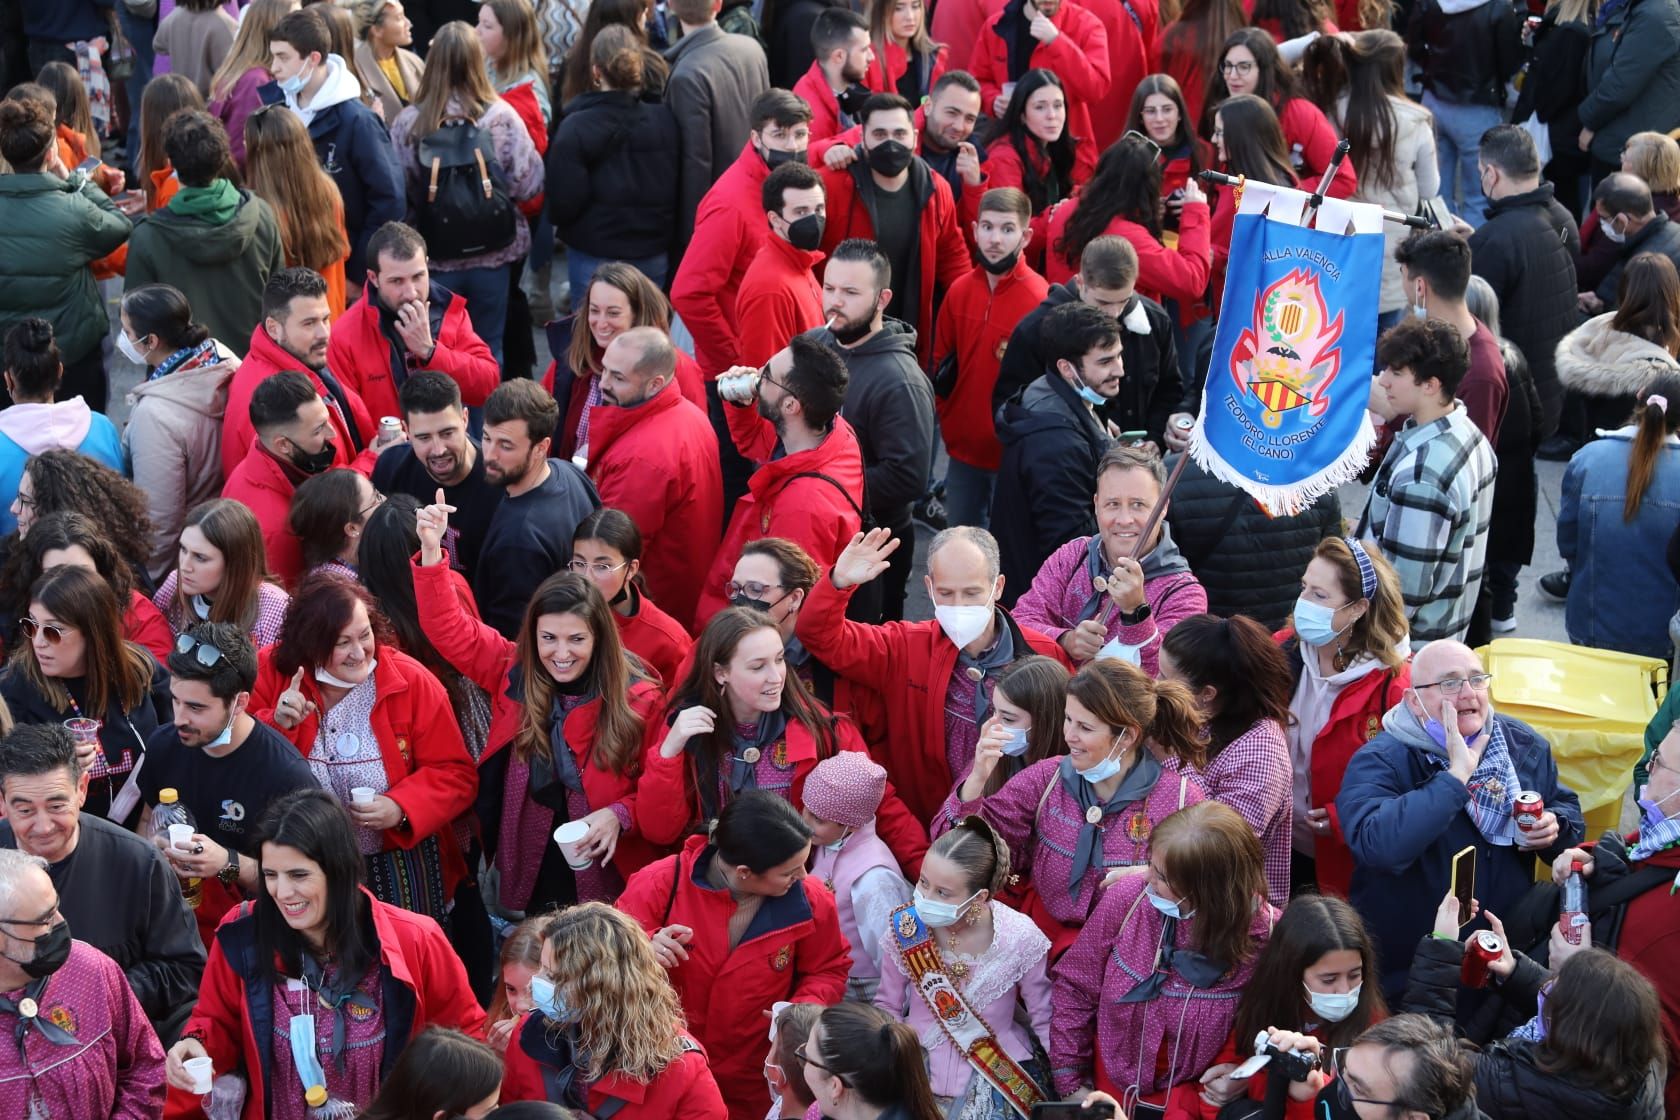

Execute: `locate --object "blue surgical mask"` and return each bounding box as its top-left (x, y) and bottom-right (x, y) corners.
top-left (1144, 883), bottom-right (1192, 920)
top-left (1076, 738), bottom-right (1126, 784)
top-left (529, 974), bottom-right (570, 1024)
top-left (1073, 381), bottom-right (1108, 407)
top-left (1291, 597), bottom-right (1345, 648)
top-left (1000, 726), bottom-right (1031, 756)
top-left (913, 888), bottom-right (980, 929)
top-left (1410, 689), bottom-right (1450, 749)
top-left (1637, 783), bottom-right (1680, 829)
top-left (204, 714), bottom-right (236, 750)
top-left (1304, 982), bottom-right (1361, 1023)
top-left (278, 60), bottom-right (314, 97)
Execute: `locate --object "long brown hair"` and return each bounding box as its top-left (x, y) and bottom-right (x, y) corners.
top-left (1534, 949), bottom-right (1666, 1099)
top-left (1202, 28), bottom-right (1298, 136)
top-left (1125, 73), bottom-right (1204, 178)
top-left (814, 1003), bottom-right (942, 1120)
top-left (1152, 801), bottom-right (1268, 966)
top-left (1160, 0), bottom-right (1245, 102)
top-left (567, 262), bottom-right (674, 378)
top-left (1233, 894), bottom-right (1385, 1049)
top-left (561, 0), bottom-right (664, 105)
top-left (211, 0), bottom-right (297, 101)
top-left (1610, 251), bottom-right (1680, 355)
top-left (1307, 537), bottom-right (1408, 671)
top-left (244, 105), bottom-right (351, 272)
top-left (515, 573), bottom-right (645, 773)
top-left (867, 0), bottom-right (941, 88)
top-left (484, 0), bottom-right (551, 85)
top-left (36, 63), bottom-right (98, 158)
top-left (1067, 658), bottom-right (1208, 769)
top-left (138, 74), bottom-right (205, 209)
top-left (988, 655), bottom-right (1068, 792)
top-left (12, 567), bottom-right (154, 716)
top-left (485, 915), bottom-right (547, 1025)
top-left (175, 499), bottom-right (273, 633)
top-left (1161, 614), bottom-right (1292, 753)
top-left (1623, 373), bottom-right (1680, 521)
top-left (413, 21), bottom-right (501, 136)
top-left (1300, 29), bottom-right (1405, 190)
top-left (1214, 94), bottom-right (1298, 187)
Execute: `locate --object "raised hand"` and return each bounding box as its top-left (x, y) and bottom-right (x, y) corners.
top-left (829, 528), bottom-right (901, 589)
top-left (661, 705), bottom-right (717, 759)
top-left (415, 488), bottom-right (456, 567)
top-left (273, 667), bottom-right (318, 730)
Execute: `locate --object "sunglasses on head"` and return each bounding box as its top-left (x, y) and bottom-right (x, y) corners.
top-left (175, 633), bottom-right (226, 668)
top-left (19, 618), bottom-right (72, 644)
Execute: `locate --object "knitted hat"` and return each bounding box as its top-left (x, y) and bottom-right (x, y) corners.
top-left (801, 751), bottom-right (887, 828)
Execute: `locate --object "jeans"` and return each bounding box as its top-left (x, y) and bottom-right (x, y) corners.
top-left (944, 459), bottom-right (995, 528)
top-left (567, 249), bottom-right (668, 303)
top-left (437, 264), bottom-right (511, 368)
top-left (1424, 92), bottom-right (1503, 229)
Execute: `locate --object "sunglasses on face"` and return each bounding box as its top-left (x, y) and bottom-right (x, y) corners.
top-left (19, 618), bottom-right (72, 644)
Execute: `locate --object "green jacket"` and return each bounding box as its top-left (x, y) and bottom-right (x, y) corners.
top-left (0, 171), bottom-right (131, 365)
top-left (124, 186), bottom-right (284, 361)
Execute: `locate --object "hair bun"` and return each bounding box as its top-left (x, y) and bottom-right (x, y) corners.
top-left (17, 319), bottom-right (53, 354)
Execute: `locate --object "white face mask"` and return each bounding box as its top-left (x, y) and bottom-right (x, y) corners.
top-left (1602, 214), bottom-right (1627, 244)
top-left (934, 603), bottom-right (992, 648)
top-left (1304, 982), bottom-right (1362, 1023)
top-left (822, 827), bottom-right (851, 853)
top-left (316, 660), bottom-right (375, 690)
top-left (117, 330), bottom-right (148, 365)
top-left (913, 887), bottom-right (980, 928)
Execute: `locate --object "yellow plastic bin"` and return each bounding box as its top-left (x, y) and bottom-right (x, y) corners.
top-left (1475, 639), bottom-right (1667, 840)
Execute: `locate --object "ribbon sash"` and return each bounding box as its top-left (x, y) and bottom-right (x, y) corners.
top-left (888, 903), bottom-right (1044, 1118)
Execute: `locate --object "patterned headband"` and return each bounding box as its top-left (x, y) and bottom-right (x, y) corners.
top-left (1343, 537), bottom-right (1377, 600)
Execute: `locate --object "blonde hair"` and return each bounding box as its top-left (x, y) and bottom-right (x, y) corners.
top-left (485, 915), bottom-right (547, 1024)
top-left (1624, 131), bottom-right (1680, 194)
top-left (1311, 537), bottom-right (1408, 671)
top-left (211, 0), bottom-right (297, 101)
top-left (541, 903), bottom-right (689, 1082)
top-left (484, 0), bottom-right (551, 85)
top-left (413, 21), bottom-right (501, 136)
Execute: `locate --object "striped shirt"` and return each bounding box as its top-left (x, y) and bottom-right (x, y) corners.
top-left (1359, 402), bottom-right (1497, 643)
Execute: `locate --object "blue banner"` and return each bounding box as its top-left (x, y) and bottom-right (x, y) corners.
top-left (1189, 197), bottom-right (1383, 514)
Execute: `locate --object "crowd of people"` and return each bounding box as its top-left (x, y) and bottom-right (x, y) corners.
top-left (0, 0), bottom-right (1676, 1116)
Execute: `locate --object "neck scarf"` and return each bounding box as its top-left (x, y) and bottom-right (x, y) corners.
top-left (542, 689), bottom-right (596, 795)
top-left (1078, 530), bottom-right (1192, 621)
top-left (299, 954), bottom-right (378, 1071)
top-left (1630, 810), bottom-right (1680, 862)
top-left (955, 611), bottom-right (1015, 723)
top-left (726, 710), bottom-right (789, 792)
top-left (1059, 751), bottom-right (1162, 891)
top-left (150, 338), bottom-right (220, 382)
top-left (0, 976), bottom-right (75, 1047)
top-left (1460, 717), bottom-right (1521, 846)
top-left (1117, 912), bottom-right (1229, 1003)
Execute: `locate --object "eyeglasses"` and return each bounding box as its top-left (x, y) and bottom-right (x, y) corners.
top-left (13, 493), bottom-right (34, 510)
top-left (175, 633), bottom-right (226, 668)
top-left (1122, 129), bottom-right (1162, 162)
top-left (1220, 59), bottom-right (1256, 76)
top-left (793, 1042), bottom-right (848, 1084)
top-left (1323, 1062), bottom-right (1405, 1112)
top-left (567, 559), bottom-right (628, 578)
top-left (1413, 673), bottom-right (1493, 696)
top-left (725, 580), bottom-right (784, 601)
top-left (1651, 750), bottom-right (1678, 777)
top-left (359, 490), bottom-right (386, 519)
top-left (19, 618), bottom-right (73, 644)
top-left (0, 899), bottom-right (60, 931)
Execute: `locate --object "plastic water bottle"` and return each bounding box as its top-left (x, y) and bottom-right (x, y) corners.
top-left (152, 789), bottom-right (202, 909)
top-left (1560, 860), bottom-right (1587, 945)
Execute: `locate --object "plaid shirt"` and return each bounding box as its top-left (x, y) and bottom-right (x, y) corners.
top-left (1359, 402), bottom-right (1497, 643)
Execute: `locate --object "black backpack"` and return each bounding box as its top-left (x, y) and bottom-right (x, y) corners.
top-left (416, 117), bottom-right (519, 262)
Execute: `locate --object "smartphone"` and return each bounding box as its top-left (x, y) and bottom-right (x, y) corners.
top-left (75, 156), bottom-right (100, 174)
top-left (1119, 430), bottom-right (1151, 446)
top-left (1032, 1105), bottom-right (1116, 1120)
top-left (1450, 844), bottom-right (1476, 927)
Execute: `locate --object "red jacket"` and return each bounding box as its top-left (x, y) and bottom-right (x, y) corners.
top-left (586, 383), bottom-right (723, 627)
top-left (250, 645), bottom-right (479, 893)
top-left (1277, 632), bottom-right (1411, 897)
top-left (634, 707), bottom-right (929, 869)
top-left (971, 0), bottom-right (1111, 182)
top-left (541, 319), bottom-right (707, 460)
top-left (695, 415), bottom-right (866, 629)
top-left (863, 40), bottom-right (949, 96)
top-left (326, 281), bottom-right (499, 423)
top-left (1160, 23), bottom-right (1211, 134)
top-left (411, 557), bottom-right (669, 882)
top-left (735, 235), bottom-right (826, 369)
top-left (223, 324), bottom-right (377, 480)
top-left (1279, 97), bottom-right (1358, 200)
top-left (167, 892), bottom-right (486, 1120)
top-left (931, 0), bottom-right (990, 71)
top-left (125, 589), bottom-right (173, 662)
top-left (981, 138), bottom-right (1077, 272)
top-left (792, 62), bottom-right (845, 144)
top-left (1607, 839), bottom-right (1680, 1116)
top-left (818, 158), bottom-right (971, 367)
top-left (617, 836), bottom-right (852, 1120)
top-left (1081, 0), bottom-right (1159, 152)
top-left (500, 1017), bottom-right (728, 1118)
top-left (616, 590), bottom-right (694, 690)
top-left (808, 108), bottom-right (990, 237)
top-left (220, 440), bottom-right (305, 588)
top-left (671, 142), bottom-right (774, 378)
top-left (931, 257), bottom-right (1049, 470)
top-left (1043, 200), bottom-right (1212, 305)
top-left (793, 576), bottom-right (1072, 820)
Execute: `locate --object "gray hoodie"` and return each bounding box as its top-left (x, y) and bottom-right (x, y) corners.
top-left (806, 317), bottom-right (935, 517)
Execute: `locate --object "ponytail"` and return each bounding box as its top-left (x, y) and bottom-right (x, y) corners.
top-left (1068, 659), bottom-right (1209, 771)
top-left (815, 1003), bottom-right (943, 1120)
top-left (1149, 677), bottom-right (1209, 769)
top-left (1624, 374), bottom-right (1680, 521)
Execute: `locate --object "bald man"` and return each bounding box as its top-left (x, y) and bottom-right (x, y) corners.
top-left (1336, 640), bottom-right (1585, 1002)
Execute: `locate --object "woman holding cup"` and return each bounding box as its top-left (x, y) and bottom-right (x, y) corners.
top-left (412, 490), bottom-right (664, 912)
top-left (0, 566), bottom-right (171, 825)
top-left (250, 570), bottom-right (476, 923)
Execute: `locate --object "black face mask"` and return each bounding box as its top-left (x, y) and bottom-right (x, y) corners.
top-left (7, 918), bottom-right (70, 979)
top-left (288, 440), bottom-right (337, 475)
top-left (980, 246), bottom-right (1023, 275)
top-left (837, 83), bottom-right (872, 120)
top-left (784, 213), bottom-right (826, 251)
top-left (730, 593), bottom-right (776, 613)
top-left (762, 144), bottom-right (807, 170)
top-left (867, 139), bottom-right (914, 177)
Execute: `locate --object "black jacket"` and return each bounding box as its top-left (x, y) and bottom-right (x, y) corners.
top-left (547, 89), bottom-right (681, 260)
top-left (1406, 0), bottom-right (1523, 107)
top-left (1595, 211), bottom-right (1680, 304)
top-left (474, 459), bottom-right (603, 638)
top-left (764, 0), bottom-right (848, 88)
top-left (993, 373), bottom-right (1113, 599)
top-left (1468, 183), bottom-right (1579, 437)
top-left (1580, 0), bottom-right (1680, 164)
top-left (1488, 335), bottom-right (1540, 566)
top-left (807, 318), bottom-right (936, 520)
top-left (1401, 936), bottom-right (1666, 1120)
top-left (1165, 454), bottom-right (1340, 630)
top-left (995, 283), bottom-right (1183, 444)
top-left (1510, 15), bottom-right (1591, 157)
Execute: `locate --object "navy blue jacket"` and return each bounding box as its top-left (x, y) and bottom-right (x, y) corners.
top-left (1337, 711), bottom-right (1585, 998)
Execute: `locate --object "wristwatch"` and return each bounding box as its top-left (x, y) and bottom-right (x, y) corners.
top-left (1119, 601), bottom-right (1152, 626)
top-left (217, 849), bottom-right (241, 887)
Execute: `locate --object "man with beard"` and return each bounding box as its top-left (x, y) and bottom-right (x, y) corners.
top-left (586, 329), bottom-right (721, 625)
top-left (475, 378), bottom-right (602, 638)
top-left (0, 724), bottom-right (203, 1047)
top-left (808, 239), bottom-right (934, 622)
top-left (223, 267), bottom-right (382, 479)
top-left (138, 623), bottom-right (317, 949)
top-left (695, 335), bottom-right (865, 627)
top-left (221, 370), bottom-right (342, 587)
top-left (793, 8), bottom-right (874, 144)
top-left (373, 371), bottom-right (503, 581)
top-left (818, 94), bottom-right (969, 366)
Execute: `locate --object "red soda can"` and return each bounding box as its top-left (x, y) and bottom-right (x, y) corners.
top-left (1513, 791), bottom-right (1544, 832)
top-left (1460, 930), bottom-right (1503, 988)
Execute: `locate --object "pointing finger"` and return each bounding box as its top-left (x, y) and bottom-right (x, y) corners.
top-left (290, 666), bottom-right (306, 690)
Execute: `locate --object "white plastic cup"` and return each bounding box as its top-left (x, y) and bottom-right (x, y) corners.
top-left (553, 821), bottom-right (591, 870)
top-left (184, 1056), bottom-right (214, 1094)
top-left (350, 787), bottom-right (376, 806)
top-left (167, 823), bottom-right (194, 850)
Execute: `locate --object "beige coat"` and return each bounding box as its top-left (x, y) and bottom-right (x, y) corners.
top-left (354, 40), bottom-right (424, 127)
top-left (1556, 312), bottom-right (1680, 398)
top-left (123, 343), bottom-right (238, 581)
top-left (1337, 94), bottom-right (1441, 314)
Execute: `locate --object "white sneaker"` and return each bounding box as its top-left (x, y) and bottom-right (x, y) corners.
top-left (1490, 614), bottom-right (1517, 634)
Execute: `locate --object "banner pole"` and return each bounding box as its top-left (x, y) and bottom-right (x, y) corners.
top-left (1128, 452), bottom-right (1192, 562)
top-left (1195, 170), bottom-right (1431, 230)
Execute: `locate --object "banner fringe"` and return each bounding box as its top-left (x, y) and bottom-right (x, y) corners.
top-left (1184, 409), bottom-right (1379, 517)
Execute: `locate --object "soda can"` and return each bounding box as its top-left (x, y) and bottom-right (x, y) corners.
top-left (380, 416), bottom-right (403, 440)
top-left (1513, 791), bottom-right (1544, 832)
top-left (1174, 415), bottom-right (1195, 433)
top-left (1460, 929), bottom-right (1503, 988)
